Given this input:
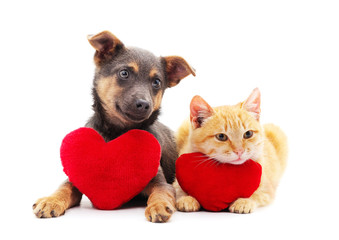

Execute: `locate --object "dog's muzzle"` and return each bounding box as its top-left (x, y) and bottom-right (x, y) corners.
top-left (118, 98), bottom-right (152, 122)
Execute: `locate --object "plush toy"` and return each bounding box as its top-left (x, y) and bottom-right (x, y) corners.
top-left (175, 152), bottom-right (262, 211)
top-left (60, 128), bottom-right (161, 210)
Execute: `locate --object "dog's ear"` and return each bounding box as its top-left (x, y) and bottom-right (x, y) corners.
top-left (87, 31), bottom-right (124, 65)
top-left (162, 56), bottom-right (196, 87)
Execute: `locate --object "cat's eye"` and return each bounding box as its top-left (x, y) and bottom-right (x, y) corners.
top-left (119, 69), bottom-right (129, 79)
top-left (243, 130), bottom-right (253, 139)
top-left (215, 133), bottom-right (228, 141)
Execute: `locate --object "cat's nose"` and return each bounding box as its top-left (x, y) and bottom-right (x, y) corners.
top-left (234, 149), bottom-right (244, 157)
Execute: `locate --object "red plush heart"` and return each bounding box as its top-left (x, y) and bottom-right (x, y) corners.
top-left (176, 152), bottom-right (262, 211)
top-left (60, 128), bottom-right (161, 210)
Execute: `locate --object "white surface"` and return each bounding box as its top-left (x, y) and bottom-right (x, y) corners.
top-left (1, 0), bottom-right (338, 239)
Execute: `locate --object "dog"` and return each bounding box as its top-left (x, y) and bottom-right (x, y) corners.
top-left (32, 31), bottom-right (195, 223)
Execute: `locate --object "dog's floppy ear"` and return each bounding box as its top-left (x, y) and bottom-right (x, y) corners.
top-left (87, 31), bottom-right (124, 65)
top-left (162, 56), bottom-right (196, 87)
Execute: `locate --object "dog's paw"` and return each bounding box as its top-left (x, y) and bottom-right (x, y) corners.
top-left (145, 200), bottom-right (175, 223)
top-left (33, 197), bottom-right (66, 218)
top-left (229, 198), bottom-right (257, 214)
top-left (176, 196), bottom-right (200, 212)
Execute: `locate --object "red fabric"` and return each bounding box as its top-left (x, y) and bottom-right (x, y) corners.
top-left (176, 152), bottom-right (262, 211)
top-left (60, 128), bottom-right (161, 210)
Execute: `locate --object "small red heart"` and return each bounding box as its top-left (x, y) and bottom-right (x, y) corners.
top-left (60, 128), bottom-right (161, 210)
top-left (176, 152), bottom-right (262, 211)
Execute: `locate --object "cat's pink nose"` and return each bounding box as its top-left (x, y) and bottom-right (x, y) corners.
top-left (234, 149), bottom-right (244, 157)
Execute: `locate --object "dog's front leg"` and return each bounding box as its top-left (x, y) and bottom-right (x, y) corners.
top-left (33, 180), bottom-right (82, 218)
top-left (143, 167), bottom-right (176, 223)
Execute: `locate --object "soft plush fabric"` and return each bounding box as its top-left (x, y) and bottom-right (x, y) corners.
top-left (60, 128), bottom-right (161, 210)
top-left (176, 152), bottom-right (262, 211)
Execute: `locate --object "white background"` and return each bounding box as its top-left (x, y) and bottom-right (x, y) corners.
top-left (1, 0), bottom-right (338, 239)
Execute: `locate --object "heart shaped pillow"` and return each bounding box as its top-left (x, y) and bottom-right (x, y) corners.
top-left (60, 128), bottom-right (161, 210)
top-left (176, 152), bottom-right (262, 211)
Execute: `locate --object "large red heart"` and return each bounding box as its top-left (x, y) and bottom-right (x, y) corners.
top-left (60, 128), bottom-right (161, 210)
top-left (176, 152), bottom-right (262, 211)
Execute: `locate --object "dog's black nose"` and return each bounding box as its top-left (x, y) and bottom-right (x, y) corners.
top-left (135, 99), bottom-right (150, 112)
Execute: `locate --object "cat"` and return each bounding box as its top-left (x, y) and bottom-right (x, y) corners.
top-left (173, 88), bottom-right (288, 213)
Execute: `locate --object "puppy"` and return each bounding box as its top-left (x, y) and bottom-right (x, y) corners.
top-left (33, 31), bottom-right (195, 223)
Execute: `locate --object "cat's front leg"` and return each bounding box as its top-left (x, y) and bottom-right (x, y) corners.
top-left (229, 181), bottom-right (275, 214)
top-left (173, 179), bottom-right (200, 212)
top-left (229, 198), bottom-right (257, 214)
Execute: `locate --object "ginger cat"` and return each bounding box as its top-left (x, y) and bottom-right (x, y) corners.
top-left (173, 88), bottom-right (288, 213)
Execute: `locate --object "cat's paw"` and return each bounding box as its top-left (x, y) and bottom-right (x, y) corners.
top-left (33, 197), bottom-right (66, 218)
top-left (229, 198), bottom-right (257, 214)
top-left (176, 196), bottom-right (201, 212)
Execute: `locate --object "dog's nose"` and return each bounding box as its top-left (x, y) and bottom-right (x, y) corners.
top-left (135, 99), bottom-right (150, 112)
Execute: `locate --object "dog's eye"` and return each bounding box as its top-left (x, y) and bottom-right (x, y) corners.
top-left (152, 79), bottom-right (161, 89)
top-left (243, 130), bottom-right (253, 139)
top-left (119, 70), bottom-right (129, 79)
top-left (215, 133), bottom-right (228, 141)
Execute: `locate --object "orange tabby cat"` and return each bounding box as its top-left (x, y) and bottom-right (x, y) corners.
top-left (173, 88), bottom-right (288, 213)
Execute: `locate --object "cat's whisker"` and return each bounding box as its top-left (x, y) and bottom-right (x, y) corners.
top-left (192, 154), bottom-right (214, 159)
top-left (191, 157), bottom-right (213, 164)
top-left (195, 158), bottom-right (215, 167)
top-left (192, 156), bottom-right (219, 168)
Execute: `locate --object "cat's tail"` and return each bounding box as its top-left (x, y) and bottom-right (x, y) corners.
top-left (263, 123), bottom-right (288, 172)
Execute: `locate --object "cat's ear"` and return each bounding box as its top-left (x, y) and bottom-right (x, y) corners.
top-left (242, 88), bottom-right (261, 120)
top-left (190, 95), bottom-right (214, 129)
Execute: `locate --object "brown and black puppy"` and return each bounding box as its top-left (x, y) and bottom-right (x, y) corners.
top-left (33, 31), bottom-right (195, 223)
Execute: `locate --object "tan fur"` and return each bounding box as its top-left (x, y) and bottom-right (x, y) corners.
top-left (96, 76), bottom-right (128, 124)
top-left (33, 182), bottom-right (82, 218)
top-left (144, 187), bottom-right (176, 223)
top-left (149, 68), bottom-right (158, 78)
top-left (128, 62), bottom-right (139, 73)
top-left (153, 91), bottom-right (163, 111)
top-left (96, 74), bottom-right (163, 122)
top-left (174, 92), bottom-right (288, 213)
top-left (143, 171), bottom-right (176, 223)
